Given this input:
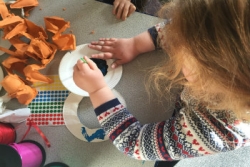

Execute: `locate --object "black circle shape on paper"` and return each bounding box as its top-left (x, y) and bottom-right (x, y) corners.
top-left (90, 58), bottom-right (108, 76)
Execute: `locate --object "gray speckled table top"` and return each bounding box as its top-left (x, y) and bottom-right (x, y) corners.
top-left (1, 1), bottom-right (250, 167)
top-left (1, 0), bottom-right (167, 167)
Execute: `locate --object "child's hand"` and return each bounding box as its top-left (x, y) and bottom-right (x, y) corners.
top-left (88, 38), bottom-right (138, 68)
top-left (73, 56), bottom-right (107, 95)
top-left (113, 0), bottom-right (136, 20)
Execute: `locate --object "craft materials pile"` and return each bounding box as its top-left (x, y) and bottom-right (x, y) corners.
top-left (0, 0), bottom-right (126, 166)
top-left (0, 0), bottom-right (178, 166)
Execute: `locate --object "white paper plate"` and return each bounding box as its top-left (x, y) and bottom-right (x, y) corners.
top-left (0, 66), bottom-right (4, 90)
top-left (63, 89), bottom-right (126, 142)
top-left (0, 30), bottom-right (11, 56)
top-left (59, 44), bottom-right (122, 96)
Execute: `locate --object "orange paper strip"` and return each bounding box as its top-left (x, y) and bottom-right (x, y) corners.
top-left (0, 0), bottom-right (11, 19)
top-left (0, 15), bottom-right (23, 28)
top-left (52, 34), bottom-right (76, 51)
top-left (1, 74), bottom-right (38, 105)
top-left (44, 16), bottom-right (70, 34)
top-left (23, 19), bottom-right (48, 39)
top-left (10, 0), bottom-right (38, 8)
top-left (2, 56), bottom-right (27, 75)
top-left (23, 64), bottom-right (53, 84)
top-left (3, 21), bottom-right (27, 40)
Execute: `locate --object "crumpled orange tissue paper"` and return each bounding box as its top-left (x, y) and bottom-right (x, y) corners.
top-left (10, 0), bottom-right (39, 17)
top-left (44, 17), bottom-right (76, 51)
top-left (0, 0), bottom-right (76, 105)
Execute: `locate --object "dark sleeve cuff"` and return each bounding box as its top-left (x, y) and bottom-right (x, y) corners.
top-left (148, 26), bottom-right (158, 48)
top-left (94, 98), bottom-right (120, 116)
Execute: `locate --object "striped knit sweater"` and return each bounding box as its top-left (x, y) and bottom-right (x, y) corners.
top-left (94, 23), bottom-right (250, 161)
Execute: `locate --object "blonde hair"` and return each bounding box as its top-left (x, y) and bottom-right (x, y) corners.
top-left (148, 0), bottom-right (250, 120)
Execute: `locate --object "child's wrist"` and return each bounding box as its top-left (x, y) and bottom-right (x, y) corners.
top-left (89, 86), bottom-right (115, 108)
top-left (130, 37), bottom-right (140, 56)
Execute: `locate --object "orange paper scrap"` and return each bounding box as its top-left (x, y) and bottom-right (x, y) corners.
top-left (10, 0), bottom-right (39, 17)
top-left (0, 0), bottom-right (11, 19)
top-left (10, 0), bottom-right (38, 8)
top-left (8, 36), bottom-right (29, 57)
top-left (52, 34), bottom-right (76, 51)
top-left (23, 6), bottom-right (35, 17)
top-left (44, 16), bottom-right (76, 50)
top-left (2, 56), bottom-right (27, 75)
top-left (2, 21), bottom-right (27, 40)
top-left (1, 74), bottom-right (38, 105)
top-left (22, 19), bottom-right (48, 39)
top-left (26, 38), bottom-right (53, 60)
top-left (0, 1), bottom-right (76, 105)
top-left (0, 15), bottom-right (23, 29)
top-left (0, 46), bottom-right (18, 57)
top-left (23, 64), bottom-right (53, 84)
top-left (44, 16), bottom-right (70, 34)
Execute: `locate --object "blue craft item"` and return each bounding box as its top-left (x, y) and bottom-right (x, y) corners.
top-left (81, 127), bottom-right (106, 142)
top-left (90, 58), bottom-right (108, 76)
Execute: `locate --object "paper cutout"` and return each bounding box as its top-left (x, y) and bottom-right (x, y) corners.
top-left (44, 17), bottom-right (76, 50)
top-left (23, 19), bottom-right (48, 39)
top-left (59, 44), bottom-right (123, 96)
top-left (10, 0), bottom-right (39, 17)
top-left (4, 21), bottom-right (27, 40)
top-left (63, 93), bottom-right (109, 142)
top-left (0, 1), bottom-right (76, 105)
top-left (0, 0), bottom-right (11, 19)
top-left (10, 0), bottom-right (39, 8)
top-left (2, 56), bottom-right (27, 75)
top-left (1, 74), bottom-right (37, 105)
top-left (23, 6), bottom-right (35, 17)
top-left (44, 16), bottom-right (70, 34)
top-left (52, 34), bottom-right (76, 51)
top-left (63, 89), bottom-right (126, 142)
top-left (90, 58), bottom-right (108, 76)
top-left (81, 127), bottom-right (106, 142)
top-left (23, 64), bottom-right (53, 84)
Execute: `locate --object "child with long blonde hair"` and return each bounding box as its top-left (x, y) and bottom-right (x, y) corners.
top-left (73, 0), bottom-right (250, 166)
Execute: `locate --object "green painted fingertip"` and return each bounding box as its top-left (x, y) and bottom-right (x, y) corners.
top-left (80, 57), bottom-right (87, 63)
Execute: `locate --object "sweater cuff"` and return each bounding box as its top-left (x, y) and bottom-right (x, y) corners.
top-left (94, 98), bottom-right (120, 116)
top-left (148, 26), bottom-right (158, 48)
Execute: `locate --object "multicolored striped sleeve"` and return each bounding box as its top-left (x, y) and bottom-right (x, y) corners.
top-left (147, 21), bottom-right (170, 49)
top-left (94, 98), bottom-right (209, 161)
top-left (94, 98), bottom-right (174, 160)
top-left (94, 98), bottom-right (250, 161)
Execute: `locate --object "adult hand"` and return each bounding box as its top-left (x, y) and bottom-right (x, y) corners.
top-left (113, 0), bottom-right (136, 20)
top-left (88, 38), bottom-right (139, 68)
top-left (73, 56), bottom-right (107, 95)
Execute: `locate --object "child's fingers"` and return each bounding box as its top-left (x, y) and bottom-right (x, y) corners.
top-left (76, 59), bottom-right (89, 71)
top-left (84, 56), bottom-right (98, 70)
top-left (116, 4), bottom-right (124, 19)
top-left (127, 4), bottom-right (136, 17)
top-left (113, 2), bottom-right (119, 15)
top-left (73, 64), bottom-right (79, 72)
top-left (91, 52), bottom-right (113, 59)
top-left (99, 38), bottom-right (116, 42)
top-left (111, 59), bottom-right (124, 69)
top-left (88, 44), bottom-right (112, 52)
top-left (122, 5), bottom-right (129, 20)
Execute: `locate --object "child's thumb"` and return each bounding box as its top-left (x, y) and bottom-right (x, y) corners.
top-left (111, 60), bottom-right (123, 69)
